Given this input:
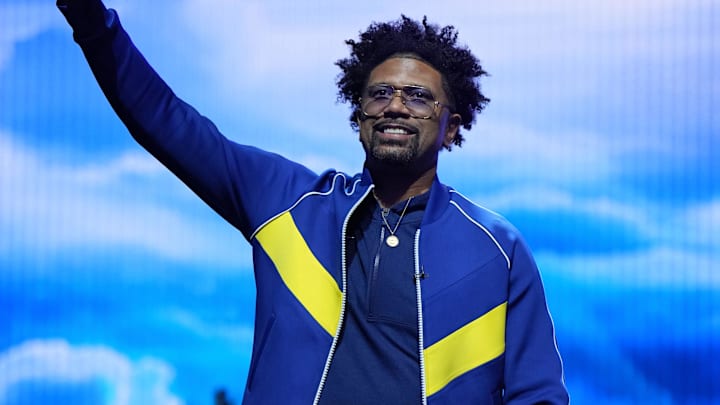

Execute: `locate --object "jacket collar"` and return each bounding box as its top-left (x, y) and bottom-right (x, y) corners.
top-left (359, 168), bottom-right (450, 226)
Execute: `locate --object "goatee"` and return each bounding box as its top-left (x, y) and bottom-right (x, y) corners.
top-left (366, 133), bottom-right (419, 166)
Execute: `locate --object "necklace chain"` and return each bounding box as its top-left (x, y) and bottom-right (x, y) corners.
top-left (379, 196), bottom-right (413, 238)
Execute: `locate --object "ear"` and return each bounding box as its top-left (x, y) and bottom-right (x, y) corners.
top-left (354, 108), bottom-right (365, 126)
top-left (355, 115), bottom-right (363, 139)
top-left (442, 113), bottom-right (462, 148)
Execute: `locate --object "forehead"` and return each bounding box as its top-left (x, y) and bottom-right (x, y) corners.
top-left (367, 57), bottom-right (444, 93)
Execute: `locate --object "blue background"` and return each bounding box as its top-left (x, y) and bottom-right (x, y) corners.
top-left (1, 1), bottom-right (718, 404)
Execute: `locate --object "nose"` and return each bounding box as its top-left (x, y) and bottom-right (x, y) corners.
top-left (384, 89), bottom-right (410, 115)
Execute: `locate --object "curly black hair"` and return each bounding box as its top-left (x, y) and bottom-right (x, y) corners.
top-left (336, 15), bottom-right (489, 149)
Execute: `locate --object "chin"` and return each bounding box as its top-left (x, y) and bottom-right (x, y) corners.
top-left (371, 146), bottom-right (415, 167)
top-left (368, 137), bottom-right (418, 164)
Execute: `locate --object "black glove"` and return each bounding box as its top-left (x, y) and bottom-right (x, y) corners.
top-left (56, 0), bottom-right (110, 39)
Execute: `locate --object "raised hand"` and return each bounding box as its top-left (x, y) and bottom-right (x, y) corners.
top-left (57, 0), bottom-right (109, 38)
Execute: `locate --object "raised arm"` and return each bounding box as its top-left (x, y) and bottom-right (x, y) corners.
top-left (57, 0), bottom-right (317, 238)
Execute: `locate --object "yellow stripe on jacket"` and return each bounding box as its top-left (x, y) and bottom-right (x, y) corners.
top-left (425, 302), bottom-right (507, 396)
top-left (256, 211), bottom-right (342, 336)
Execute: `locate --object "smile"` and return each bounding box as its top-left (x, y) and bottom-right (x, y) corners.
top-left (374, 123), bottom-right (417, 136)
top-left (384, 127), bottom-right (410, 135)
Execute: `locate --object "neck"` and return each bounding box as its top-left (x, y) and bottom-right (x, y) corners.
top-left (369, 164), bottom-right (436, 208)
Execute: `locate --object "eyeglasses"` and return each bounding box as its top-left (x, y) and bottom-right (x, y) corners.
top-left (360, 84), bottom-right (448, 119)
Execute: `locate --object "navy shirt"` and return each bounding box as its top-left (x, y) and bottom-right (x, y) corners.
top-left (319, 192), bottom-right (428, 404)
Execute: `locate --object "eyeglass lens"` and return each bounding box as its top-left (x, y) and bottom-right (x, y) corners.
top-left (362, 85), bottom-right (436, 118)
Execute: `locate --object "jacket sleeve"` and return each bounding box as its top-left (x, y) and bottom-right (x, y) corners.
top-left (57, 0), bottom-right (318, 239)
top-left (503, 236), bottom-right (570, 404)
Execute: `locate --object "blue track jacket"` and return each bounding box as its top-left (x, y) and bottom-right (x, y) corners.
top-left (59, 2), bottom-right (569, 404)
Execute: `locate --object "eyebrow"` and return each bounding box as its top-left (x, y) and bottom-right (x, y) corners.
top-left (368, 82), bottom-right (431, 88)
top-left (367, 83), bottom-right (436, 94)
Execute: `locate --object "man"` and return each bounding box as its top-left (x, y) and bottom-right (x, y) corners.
top-left (58, 1), bottom-right (569, 403)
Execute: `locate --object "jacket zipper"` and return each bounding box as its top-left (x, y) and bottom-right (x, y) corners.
top-left (312, 186), bottom-right (374, 405)
top-left (413, 229), bottom-right (428, 405)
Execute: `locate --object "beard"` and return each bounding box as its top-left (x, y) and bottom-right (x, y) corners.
top-left (364, 132), bottom-right (420, 166)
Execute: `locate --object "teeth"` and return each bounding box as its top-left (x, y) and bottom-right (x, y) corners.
top-left (383, 127), bottom-right (410, 135)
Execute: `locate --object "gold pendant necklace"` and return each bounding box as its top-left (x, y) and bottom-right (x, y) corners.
top-left (379, 197), bottom-right (413, 248)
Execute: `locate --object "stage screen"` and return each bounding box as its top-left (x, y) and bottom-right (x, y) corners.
top-left (1, 1), bottom-right (717, 404)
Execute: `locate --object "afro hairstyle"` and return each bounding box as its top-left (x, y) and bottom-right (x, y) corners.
top-left (335, 15), bottom-right (489, 149)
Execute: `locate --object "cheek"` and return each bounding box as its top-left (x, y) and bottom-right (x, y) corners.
top-left (423, 125), bottom-right (445, 147)
top-left (435, 116), bottom-right (455, 143)
top-left (359, 121), bottom-right (374, 140)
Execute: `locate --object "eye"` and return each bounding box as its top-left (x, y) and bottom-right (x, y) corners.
top-left (404, 86), bottom-right (434, 102)
top-left (367, 85), bottom-right (393, 99)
